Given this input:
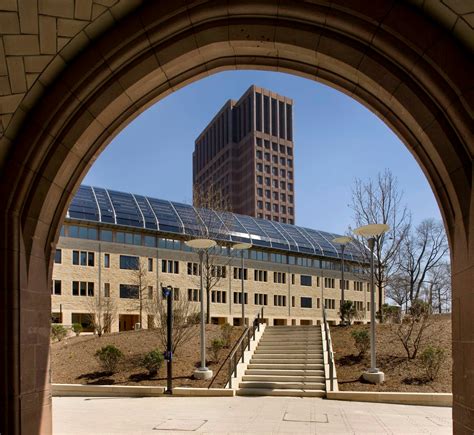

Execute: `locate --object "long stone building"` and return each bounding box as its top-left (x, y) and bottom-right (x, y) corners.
top-left (52, 185), bottom-right (373, 332)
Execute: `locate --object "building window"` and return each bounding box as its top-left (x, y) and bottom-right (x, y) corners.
top-left (288, 183), bottom-right (293, 191)
top-left (104, 253), bottom-right (110, 268)
top-left (289, 195), bottom-right (294, 204)
top-left (265, 189), bottom-right (271, 199)
top-left (324, 277), bottom-right (335, 289)
top-left (324, 298), bottom-right (336, 310)
top-left (288, 159), bottom-right (293, 167)
top-left (148, 286), bottom-right (153, 299)
top-left (72, 281), bottom-right (94, 297)
top-left (265, 177), bottom-right (271, 186)
top-left (339, 279), bottom-right (349, 290)
top-left (280, 181), bottom-right (286, 189)
top-left (254, 293), bottom-right (268, 306)
top-left (264, 152), bottom-right (270, 161)
top-left (54, 249), bottom-right (62, 264)
top-left (301, 297), bottom-right (312, 308)
top-left (354, 281), bottom-right (364, 291)
top-left (257, 163), bottom-right (263, 172)
top-left (104, 283), bottom-right (110, 298)
top-left (188, 288), bottom-right (201, 302)
top-left (173, 288), bottom-right (180, 301)
top-left (119, 284), bottom-right (139, 299)
top-left (291, 274), bottom-right (295, 285)
top-left (288, 171), bottom-right (293, 179)
top-left (162, 260), bottom-right (179, 274)
top-left (257, 175), bottom-right (263, 184)
top-left (187, 262), bottom-right (199, 276)
top-left (287, 147), bottom-right (292, 156)
top-left (272, 155), bottom-right (278, 164)
top-left (272, 141), bottom-right (278, 151)
top-left (300, 275), bottom-right (312, 286)
top-left (233, 267), bottom-right (248, 280)
top-left (51, 280), bottom-right (61, 295)
top-left (292, 296), bottom-right (295, 307)
top-left (211, 290), bottom-right (227, 304)
top-left (254, 270), bottom-right (268, 282)
top-left (257, 188), bottom-right (263, 196)
top-left (273, 272), bottom-right (286, 284)
top-left (148, 258), bottom-right (153, 272)
top-left (233, 292), bottom-right (248, 304)
top-left (120, 255), bottom-right (139, 270)
top-left (274, 295), bottom-right (286, 306)
top-left (72, 250), bottom-right (94, 266)
top-left (256, 150), bottom-right (262, 159)
top-left (264, 140), bottom-right (270, 149)
top-left (280, 157), bottom-right (286, 166)
top-left (257, 200), bottom-right (263, 209)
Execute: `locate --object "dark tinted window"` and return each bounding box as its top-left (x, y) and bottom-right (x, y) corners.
top-left (120, 284), bottom-right (139, 299)
top-left (300, 275), bottom-right (312, 286)
top-left (120, 255), bottom-right (139, 270)
top-left (301, 297), bottom-right (312, 308)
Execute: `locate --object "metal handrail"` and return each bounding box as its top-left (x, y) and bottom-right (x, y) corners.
top-left (323, 308), bottom-right (335, 391)
top-left (227, 307), bottom-right (263, 389)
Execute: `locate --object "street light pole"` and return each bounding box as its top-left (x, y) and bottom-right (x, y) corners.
top-left (368, 237), bottom-right (376, 371)
top-left (185, 238), bottom-right (216, 380)
top-left (353, 223), bottom-right (389, 385)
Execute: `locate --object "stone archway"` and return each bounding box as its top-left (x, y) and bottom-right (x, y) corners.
top-left (0, 1), bottom-right (472, 433)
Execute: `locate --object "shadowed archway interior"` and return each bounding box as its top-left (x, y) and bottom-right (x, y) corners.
top-left (0, 1), bottom-right (472, 434)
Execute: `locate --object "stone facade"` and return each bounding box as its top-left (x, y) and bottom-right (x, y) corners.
top-left (52, 225), bottom-right (372, 332)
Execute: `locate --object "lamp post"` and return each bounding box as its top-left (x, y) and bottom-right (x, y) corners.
top-left (332, 236), bottom-right (352, 325)
top-left (353, 223), bottom-right (389, 384)
top-left (185, 238), bottom-right (216, 380)
top-left (233, 242), bottom-right (252, 326)
top-left (162, 285), bottom-right (173, 394)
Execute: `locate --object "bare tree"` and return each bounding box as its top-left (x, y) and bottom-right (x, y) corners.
top-left (129, 257), bottom-right (150, 328)
top-left (147, 293), bottom-right (200, 354)
top-left (397, 219), bottom-right (448, 308)
top-left (350, 169), bottom-right (411, 321)
top-left (386, 272), bottom-right (410, 310)
top-left (192, 184), bottom-right (232, 324)
top-left (86, 293), bottom-right (116, 337)
top-left (425, 262), bottom-right (451, 313)
top-left (395, 299), bottom-right (433, 359)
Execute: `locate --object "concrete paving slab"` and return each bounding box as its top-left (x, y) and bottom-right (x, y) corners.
top-left (53, 396), bottom-right (452, 434)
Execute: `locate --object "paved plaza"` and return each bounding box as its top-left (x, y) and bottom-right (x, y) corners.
top-left (53, 396), bottom-right (452, 434)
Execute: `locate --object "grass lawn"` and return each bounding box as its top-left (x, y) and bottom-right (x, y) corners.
top-left (51, 324), bottom-right (243, 388)
top-left (331, 314), bottom-right (451, 392)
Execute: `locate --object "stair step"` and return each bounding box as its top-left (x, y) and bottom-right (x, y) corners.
top-left (255, 349), bottom-right (323, 358)
top-left (236, 388), bottom-right (326, 397)
top-left (247, 363), bottom-right (324, 370)
top-left (245, 369), bottom-right (325, 376)
top-left (242, 375), bottom-right (325, 382)
top-left (239, 381), bottom-right (325, 390)
top-left (250, 355), bottom-right (324, 364)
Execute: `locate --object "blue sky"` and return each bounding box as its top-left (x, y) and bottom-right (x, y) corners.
top-left (83, 70), bottom-right (442, 234)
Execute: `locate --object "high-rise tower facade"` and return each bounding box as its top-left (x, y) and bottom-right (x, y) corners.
top-left (193, 85), bottom-right (295, 224)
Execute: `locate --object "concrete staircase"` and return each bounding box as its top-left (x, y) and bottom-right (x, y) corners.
top-left (236, 326), bottom-right (326, 397)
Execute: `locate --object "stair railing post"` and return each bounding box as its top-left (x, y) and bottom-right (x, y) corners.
top-left (228, 358), bottom-right (232, 389)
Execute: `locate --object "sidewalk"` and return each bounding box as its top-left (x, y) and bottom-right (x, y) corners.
top-left (53, 396), bottom-right (451, 434)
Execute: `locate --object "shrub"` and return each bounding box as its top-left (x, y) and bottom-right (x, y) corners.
top-left (51, 324), bottom-right (68, 342)
top-left (141, 349), bottom-right (164, 376)
top-left (187, 312), bottom-right (201, 325)
top-left (220, 323), bottom-right (233, 347)
top-left (95, 345), bottom-right (123, 373)
top-left (210, 338), bottom-right (225, 362)
top-left (420, 346), bottom-right (446, 381)
top-left (72, 323), bottom-right (83, 336)
top-left (351, 329), bottom-right (370, 357)
top-left (339, 300), bottom-right (360, 325)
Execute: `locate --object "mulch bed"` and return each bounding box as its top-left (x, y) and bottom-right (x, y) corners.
top-left (331, 314), bottom-right (452, 392)
top-left (51, 325), bottom-right (244, 388)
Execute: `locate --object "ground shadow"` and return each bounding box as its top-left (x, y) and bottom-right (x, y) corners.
top-left (77, 371), bottom-right (113, 381)
top-left (403, 376), bottom-right (430, 385)
top-left (337, 354), bottom-right (364, 366)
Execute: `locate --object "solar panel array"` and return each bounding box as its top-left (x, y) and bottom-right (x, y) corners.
top-left (68, 185), bottom-right (367, 262)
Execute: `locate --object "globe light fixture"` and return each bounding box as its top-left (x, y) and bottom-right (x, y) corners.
top-left (185, 238), bottom-right (216, 380)
top-left (353, 223), bottom-right (390, 384)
